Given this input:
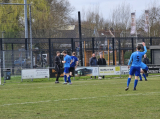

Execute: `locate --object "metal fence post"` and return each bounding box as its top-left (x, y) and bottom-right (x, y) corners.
top-left (112, 38), bottom-right (115, 65)
top-left (92, 38), bottom-right (95, 53)
top-left (71, 38), bottom-right (74, 52)
top-left (48, 38), bottom-right (52, 67)
top-left (118, 39), bottom-right (121, 65)
top-left (143, 38), bottom-right (145, 42)
top-left (132, 38), bottom-right (134, 53)
top-left (150, 37), bottom-right (152, 64)
top-left (41, 51), bottom-right (43, 67)
top-left (0, 38), bottom-right (3, 77)
top-left (25, 38), bottom-right (27, 59)
top-left (78, 11), bottom-right (83, 66)
top-left (12, 43), bottom-right (14, 75)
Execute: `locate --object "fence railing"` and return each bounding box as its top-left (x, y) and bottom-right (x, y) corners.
top-left (0, 37), bottom-right (160, 74)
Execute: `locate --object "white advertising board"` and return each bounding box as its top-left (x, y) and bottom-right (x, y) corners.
top-left (121, 66), bottom-right (129, 75)
top-left (99, 66), bottom-right (120, 75)
top-left (22, 69), bottom-right (49, 79)
top-left (75, 67), bottom-right (99, 76)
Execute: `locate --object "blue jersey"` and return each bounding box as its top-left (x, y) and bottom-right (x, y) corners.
top-left (70, 56), bottom-right (78, 67)
top-left (128, 46), bottom-right (147, 67)
top-left (141, 62), bottom-right (147, 69)
top-left (64, 55), bottom-right (71, 68)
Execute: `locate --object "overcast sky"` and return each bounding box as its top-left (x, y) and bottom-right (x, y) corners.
top-left (68, 0), bottom-right (160, 20)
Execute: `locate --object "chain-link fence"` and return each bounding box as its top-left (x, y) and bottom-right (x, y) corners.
top-left (0, 37), bottom-right (160, 77)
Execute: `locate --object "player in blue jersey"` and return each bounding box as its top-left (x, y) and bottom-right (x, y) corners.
top-left (139, 62), bottom-right (148, 81)
top-left (69, 52), bottom-right (78, 78)
top-left (62, 51), bottom-right (72, 85)
top-left (125, 42), bottom-right (147, 91)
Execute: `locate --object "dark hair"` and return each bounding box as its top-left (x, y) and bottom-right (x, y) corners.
top-left (137, 46), bottom-right (141, 50)
top-left (62, 50), bottom-right (67, 54)
top-left (72, 52), bottom-right (76, 55)
top-left (56, 51), bottom-right (60, 54)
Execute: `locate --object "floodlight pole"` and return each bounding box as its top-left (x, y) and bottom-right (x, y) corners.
top-left (24, 0), bottom-right (28, 40)
top-left (29, 5), bottom-right (33, 68)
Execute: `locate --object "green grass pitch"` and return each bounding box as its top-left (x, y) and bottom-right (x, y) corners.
top-left (0, 76), bottom-right (160, 119)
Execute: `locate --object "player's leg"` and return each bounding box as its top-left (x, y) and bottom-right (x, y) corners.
top-left (125, 75), bottom-right (132, 91)
top-left (127, 75), bottom-right (132, 86)
top-left (139, 74), bottom-right (142, 81)
top-left (67, 73), bottom-right (72, 84)
top-left (67, 68), bottom-right (72, 83)
top-left (66, 68), bottom-right (72, 84)
top-left (70, 71), bottom-right (72, 77)
top-left (63, 68), bottom-right (67, 84)
top-left (142, 73), bottom-right (147, 81)
top-left (69, 67), bottom-right (74, 78)
top-left (133, 67), bottom-right (141, 90)
top-left (55, 72), bottom-right (60, 83)
top-left (142, 67), bottom-right (148, 81)
top-left (133, 76), bottom-right (138, 90)
top-left (55, 66), bottom-right (60, 83)
top-left (125, 66), bottom-right (134, 91)
top-left (139, 69), bottom-right (143, 81)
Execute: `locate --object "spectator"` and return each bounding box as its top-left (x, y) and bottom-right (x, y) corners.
top-left (143, 54), bottom-right (149, 77)
top-left (97, 54), bottom-right (106, 79)
top-left (89, 53), bottom-right (97, 79)
top-left (143, 54), bottom-right (149, 64)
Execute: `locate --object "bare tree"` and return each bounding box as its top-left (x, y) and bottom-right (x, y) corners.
top-left (110, 2), bottom-right (131, 37)
top-left (138, 0), bottom-right (160, 37)
top-left (80, 6), bottom-right (106, 37)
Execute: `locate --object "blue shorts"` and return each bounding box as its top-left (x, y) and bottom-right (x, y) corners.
top-left (64, 67), bottom-right (70, 73)
top-left (129, 66), bottom-right (140, 76)
top-left (142, 67), bottom-right (148, 73)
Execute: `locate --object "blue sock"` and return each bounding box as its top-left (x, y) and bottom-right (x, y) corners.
top-left (68, 76), bottom-right (71, 83)
top-left (139, 74), bottom-right (142, 81)
top-left (127, 78), bottom-right (131, 87)
top-left (143, 74), bottom-right (147, 80)
top-left (134, 80), bottom-right (138, 88)
top-left (64, 75), bottom-right (67, 82)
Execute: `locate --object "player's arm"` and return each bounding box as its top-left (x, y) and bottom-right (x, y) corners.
top-left (128, 54), bottom-right (133, 68)
top-left (142, 42), bottom-right (147, 55)
top-left (62, 57), bottom-right (66, 63)
top-left (75, 60), bottom-right (79, 69)
top-left (70, 59), bottom-right (73, 64)
top-left (62, 61), bottom-right (66, 63)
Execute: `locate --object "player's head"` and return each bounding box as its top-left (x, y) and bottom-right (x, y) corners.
top-left (56, 51), bottom-right (60, 56)
top-left (100, 54), bottom-right (103, 58)
top-left (62, 50), bottom-right (67, 56)
top-left (92, 53), bottom-right (95, 57)
top-left (72, 52), bottom-right (76, 56)
top-left (144, 54), bottom-right (147, 58)
top-left (137, 45), bottom-right (141, 51)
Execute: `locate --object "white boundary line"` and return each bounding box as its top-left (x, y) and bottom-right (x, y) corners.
top-left (1, 92), bottom-right (160, 107)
